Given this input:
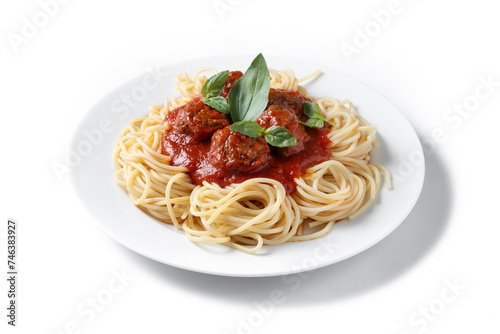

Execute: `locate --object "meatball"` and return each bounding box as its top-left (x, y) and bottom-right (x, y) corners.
top-left (210, 126), bottom-right (271, 173)
top-left (220, 71), bottom-right (243, 98)
top-left (256, 106), bottom-right (308, 157)
top-left (173, 97), bottom-right (229, 141)
top-left (171, 71), bottom-right (243, 140)
top-left (267, 89), bottom-right (311, 116)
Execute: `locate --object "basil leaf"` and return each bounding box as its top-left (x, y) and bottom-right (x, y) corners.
top-left (303, 101), bottom-right (323, 119)
top-left (264, 126), bottom-right (298, 147)
top-left (228, 53), bottom-right (270, 122)
top-left (300, 118), bottom-right (324, 128)
top-left (202, 70), bottom-right (229, 99)
top-left (302, 101), bottom-right (337, 128)
top-left (203, 96), bottom-right (230, 114)
top-left (230, 121), bottom-right (264, 138)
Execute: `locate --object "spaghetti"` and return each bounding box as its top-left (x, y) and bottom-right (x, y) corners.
top-left (113, 66), bottom-right (390, 253)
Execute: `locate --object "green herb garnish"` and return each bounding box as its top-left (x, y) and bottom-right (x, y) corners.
top-left (228, 53), bottom-right (271, 122)
top-left (264, 126), bottom-right (298, 147)
top-left (200, 54), bottom-right (299, 147)
top-left (230, 121), bottom-right (298, 147)
top-left (300, 101), bottom-right (337, 128)
top-left (201, 70), bottom-right (230, 114)
top-left (203, 96), bottom-right (230, 114)
top-left (202, 70), bottom-right (229, 98)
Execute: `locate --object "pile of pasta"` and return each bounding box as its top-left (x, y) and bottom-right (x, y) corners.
top-left (113, 68), bottom-right (390, 253)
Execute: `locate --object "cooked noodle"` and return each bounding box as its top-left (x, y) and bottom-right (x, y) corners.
top-left (113, 68), bottom-right (390, 254)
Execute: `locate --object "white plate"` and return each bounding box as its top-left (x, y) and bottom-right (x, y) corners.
top-left (70, 55), bottom-right (425, 277)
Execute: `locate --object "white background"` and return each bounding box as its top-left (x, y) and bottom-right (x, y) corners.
top-left (1, 0), bottom-right (499, 333)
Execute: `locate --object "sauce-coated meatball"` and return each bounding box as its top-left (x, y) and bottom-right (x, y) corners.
top-left (267, 89), bottom-right (311, 116)
top-left (256, 105), bottom-right (308, 157)
top-left (174, 97), bottom-right (229, 141)
top-left (210, 126), bottom-right (271, 173)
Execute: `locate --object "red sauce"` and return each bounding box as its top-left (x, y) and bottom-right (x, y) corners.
top-left (161, 75), bottom-right (332, 194)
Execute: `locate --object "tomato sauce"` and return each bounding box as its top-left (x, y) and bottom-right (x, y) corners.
top-left (161, 76), bottom-right (332, 194)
